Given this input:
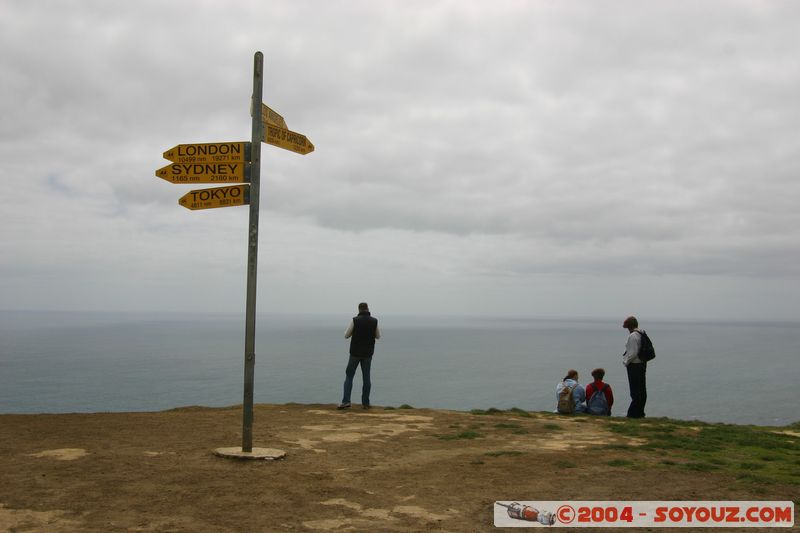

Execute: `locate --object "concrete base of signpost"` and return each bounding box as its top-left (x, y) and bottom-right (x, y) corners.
top-left (213, 447), bottom-right (286, 460)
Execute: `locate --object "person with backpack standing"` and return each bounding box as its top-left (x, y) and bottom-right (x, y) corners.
top-left (585, 368), bottom-right (614, 416)
top-left (555, 369), bottom-right (586, 414)
top-left (622, 315), bottom-right (650, 418)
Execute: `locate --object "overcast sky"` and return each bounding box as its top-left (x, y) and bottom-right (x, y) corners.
top-left (1, 0), bottom-right (799, 321)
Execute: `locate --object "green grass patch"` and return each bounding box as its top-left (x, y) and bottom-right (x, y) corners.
top-left (494, 423), bottom-right (522, 429)
top-left (511, 429), bottom-right (530, 435)
top-left (542, 423), bottom-right (563, 430)
top-left (439, 431), bottom-right (484, 441)
top-left (680, 462), bottom-right (720, 472)
top-left (600, 416), bottom-right (800, 486)
top-left (606, 459), bottom-right (634, 467)
top-left (470, 408), bottom-right (505, 416)
top-left (398, 404), bottom-right (414, 409)
top-left (736, 472), bottom-right (769, 483)
top-left (556, 460), bottom-right (577, 468)
top-left (382, 406), bottom-right (396, 410)
top-left (470, 407), bottom-right (533, 417)
top-left (484, 451), bottom-right (525, 457)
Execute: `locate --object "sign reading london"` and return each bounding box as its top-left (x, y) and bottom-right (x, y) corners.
top-left (179, 184), bottom-right (250, 210)
top-left (163, 142), bottom-right (250, 164)
top-left (155, 161), bottom-right (250, 184)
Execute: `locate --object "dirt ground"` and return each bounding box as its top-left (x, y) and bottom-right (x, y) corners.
top-left (0, 404), bottom-right (795, 532)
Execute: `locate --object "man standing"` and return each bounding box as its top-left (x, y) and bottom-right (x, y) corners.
top-left (338, 302), bottom-right (381, 410)
top-left (622, 316), bottom-right (647, 418)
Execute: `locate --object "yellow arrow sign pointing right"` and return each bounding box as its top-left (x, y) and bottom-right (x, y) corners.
top-left (262, 124), bottom-right (314, 155)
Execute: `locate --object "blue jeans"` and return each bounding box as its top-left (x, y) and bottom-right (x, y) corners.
top-left (342, 356), bottom-right (372, 405)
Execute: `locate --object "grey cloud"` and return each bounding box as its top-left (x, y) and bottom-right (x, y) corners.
top-left (1, 0), bottom-right (799, 318)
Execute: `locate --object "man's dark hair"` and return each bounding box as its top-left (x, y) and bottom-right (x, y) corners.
top-left (358, 302), bottom-right (369, 312)
top-left (623, 316), bottom-right (638, 329)
top-left (591, 368), bottom-right (605, 381)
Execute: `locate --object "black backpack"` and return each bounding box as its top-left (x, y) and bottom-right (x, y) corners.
top-left (637, 330), bottom-right (656, 362)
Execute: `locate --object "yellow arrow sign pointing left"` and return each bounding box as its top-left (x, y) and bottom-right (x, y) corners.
top-left (163, 142), bottom-right (249, 164)
top-left (156, 162), bottom-right (250, 184)
top-left (178, 184), bottom-right (250, 210)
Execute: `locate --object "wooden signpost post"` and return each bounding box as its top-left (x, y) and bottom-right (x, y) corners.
top-left (154, 51), bottom-right (314, 457)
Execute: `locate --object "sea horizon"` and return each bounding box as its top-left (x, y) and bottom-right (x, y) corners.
top-left (1, 309), bottom-right (798, 427)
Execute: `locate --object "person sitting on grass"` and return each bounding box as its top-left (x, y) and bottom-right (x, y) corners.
top-left (555, 369), bottom-right (586, 414)
top-left (585, 367), bottom-right (614, 416)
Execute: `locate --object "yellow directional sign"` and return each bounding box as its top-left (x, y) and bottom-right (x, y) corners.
top-left (155, 162), bottom-right (249, 184)
top-left (261, 104), bottom-right (288, 129)
top-left (263, 124), bottom-right (314, 155)
top-left (179, 184), bottom-right (250, 210)
top-left (162, 142), bottom-right (249, 164)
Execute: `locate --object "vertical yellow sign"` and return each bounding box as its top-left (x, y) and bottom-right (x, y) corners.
top-left (261, 104), bottom-right (288, 129)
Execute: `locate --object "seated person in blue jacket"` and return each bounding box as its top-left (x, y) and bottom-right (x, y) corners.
top-left (555, 369), bottom-right (586, 414)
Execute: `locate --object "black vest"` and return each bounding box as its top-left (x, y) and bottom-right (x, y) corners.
top-left (350, 312), bottom-right (378, 357)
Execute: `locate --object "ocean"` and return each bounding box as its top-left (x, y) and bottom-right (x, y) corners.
top-left (0, 310), bottom-right (797, 426)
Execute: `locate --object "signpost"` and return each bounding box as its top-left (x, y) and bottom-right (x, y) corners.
top-left (179, 184), bottom-right (250, 210)
top-left (241, 53), bottom-right (264, 455)
top-left (154, 51), bottom-right (314, 457)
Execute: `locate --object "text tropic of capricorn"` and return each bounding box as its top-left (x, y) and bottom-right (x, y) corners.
top-left (267, 125), bottom-right (308, 145)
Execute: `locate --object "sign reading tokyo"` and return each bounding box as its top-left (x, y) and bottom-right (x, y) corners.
top-left (163, 142), bottom-right (250, 164)
top-left (263, 124), bottom-right (314, 155)
top-left (156, 162), bottom-right (250, 184)
top-left (179, 184), bottom-right (250, 210)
